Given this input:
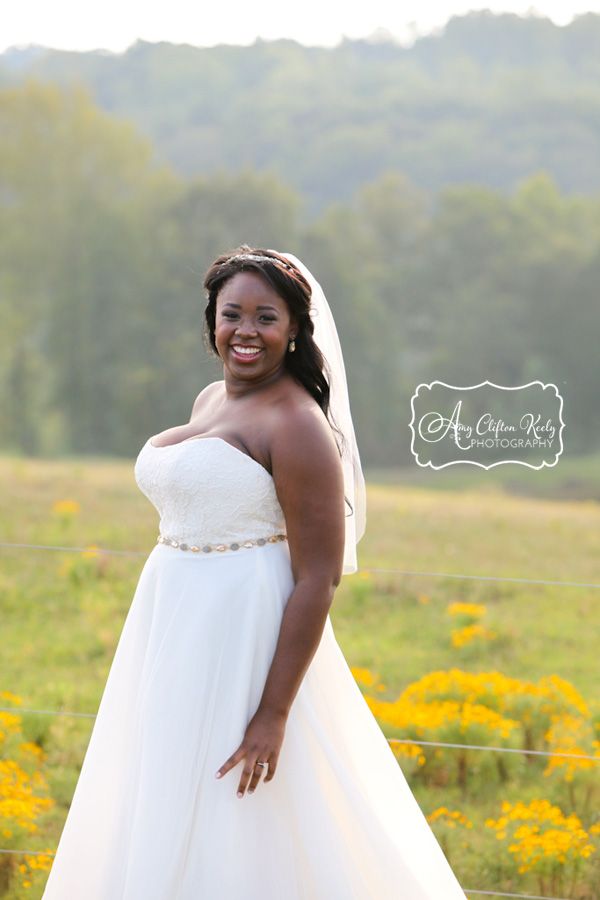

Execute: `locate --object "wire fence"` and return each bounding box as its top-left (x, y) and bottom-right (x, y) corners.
top-left (465, 892), bottom-right (574, 900)
top-left (0, 847), bottom-right (581, 900)
top-left (2, 540), bottom-right (599, 590)
top-left (0, 541), bottom-right (147, 557)
top-left (0, 706), bottom-right (96, 719)
top-left (1, 538), bottom-right (598, 900)
top-left (1, 704), bottom-right (598, 763)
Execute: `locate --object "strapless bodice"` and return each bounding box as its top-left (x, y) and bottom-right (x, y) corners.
top-left (134, 437), bottom-right (286, 548)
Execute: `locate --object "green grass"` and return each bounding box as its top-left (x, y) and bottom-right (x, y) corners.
top-left (1, 454), bottom-right (599, 898)
top-left (366, 448), bottom-right (600, 502)
top-left (340, 481), bottom-right (600, 697)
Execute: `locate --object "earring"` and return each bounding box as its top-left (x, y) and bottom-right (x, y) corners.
top-left (288, 337), bottom-right (296, 353)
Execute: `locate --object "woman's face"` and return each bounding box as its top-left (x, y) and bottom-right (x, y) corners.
top-left (214, 272), bottom-right (297, 383)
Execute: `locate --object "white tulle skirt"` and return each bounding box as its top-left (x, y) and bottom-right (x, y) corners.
top-left (42, 541), bottom-right (466, 899)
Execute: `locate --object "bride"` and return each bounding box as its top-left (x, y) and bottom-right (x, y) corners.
top-left (41, 248), bottom-right (466, 899)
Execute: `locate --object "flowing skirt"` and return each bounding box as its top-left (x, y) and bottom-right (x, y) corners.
top-left (42, 541), bottom-right (466, 899)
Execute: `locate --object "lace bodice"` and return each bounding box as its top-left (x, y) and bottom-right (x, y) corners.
top-left (134, 437), bottom-right (286, 546)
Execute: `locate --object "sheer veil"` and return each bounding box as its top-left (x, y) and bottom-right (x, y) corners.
top-left (281, 253), bottom-right (367, 575)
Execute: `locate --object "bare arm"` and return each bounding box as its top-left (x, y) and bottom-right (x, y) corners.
top-left (215, 408), bottom-right (346, 796)
top-left (257, 412), bottom-right (345, 716)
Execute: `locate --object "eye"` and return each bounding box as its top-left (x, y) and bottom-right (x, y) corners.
top-left (259, 315), bottom-right (276, 322)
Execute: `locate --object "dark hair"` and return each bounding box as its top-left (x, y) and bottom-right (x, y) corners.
top-left (203, 246), bottom-right (333, 421)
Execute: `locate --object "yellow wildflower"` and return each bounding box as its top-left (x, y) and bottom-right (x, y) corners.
top-left (451, 623), bottom-right (497, 648)
top-left (52, 499), bottom-right (81, 516)
top-left (0, 699), bottom-right (55, 894)
top-left (82, 545), bottom-right (100, 558)
top-left (427, 807), bottom-right (473, 828)
top-left (447, 602), bottom-right (487, 618)
top-left (487, 799), bottom-right (595, 873)
top-left (351, 667), bottom-right (379, 688)
top-left (543, 712), bottom-right (597, 780)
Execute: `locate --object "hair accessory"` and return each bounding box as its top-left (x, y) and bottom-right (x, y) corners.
top-left (225, 253), bottom-right (294, 271)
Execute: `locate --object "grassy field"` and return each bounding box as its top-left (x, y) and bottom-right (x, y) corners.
top-left (1, 453), bottom-right (599, 898)
top-left (365, 450), bottom-right (600, 502)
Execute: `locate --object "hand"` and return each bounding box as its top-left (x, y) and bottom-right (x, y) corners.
top-left (215, 707), bottom-right (287, 798)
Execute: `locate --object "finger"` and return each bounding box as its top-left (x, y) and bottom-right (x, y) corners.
top-left (246, 762), bottom-right (268, 795)
top-left (263, 753), bottom-right (278, 782)
top-left (215, 747), bottom-right (245, 780)
top-left (237, 759), bottom-right (261, 798)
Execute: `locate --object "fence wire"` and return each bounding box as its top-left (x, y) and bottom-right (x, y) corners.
top-left (465, 892), bottom-right (573, 900)
top-left (0, 541), bottom-right (147, 557)
top-left (1, 539), bottom-right (598, 900)
top-left (0, 848), bottom-right (578, 900)
top-left (1, 706), bottom-right (598, 763)
top-left (2, 540), bottom-right (599, 589)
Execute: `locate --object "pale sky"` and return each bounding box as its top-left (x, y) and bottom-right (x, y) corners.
top-left (2, 0), bottom-right (599, 54)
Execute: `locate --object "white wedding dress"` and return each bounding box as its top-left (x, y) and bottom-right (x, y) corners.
top-left (42, 436), bottom-right (466, 900)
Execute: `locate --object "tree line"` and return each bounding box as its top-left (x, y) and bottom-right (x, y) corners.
top-left (1, 81), bottom-right (599, 464)
top-left (1, 11), bottom-right (600, 210)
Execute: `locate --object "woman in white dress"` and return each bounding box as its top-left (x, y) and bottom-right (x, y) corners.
top-left (41, 248), bottom-right (467, 899)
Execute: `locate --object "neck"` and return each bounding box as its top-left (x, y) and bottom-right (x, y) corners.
top-left (222, 364), bottom-right (289, 398)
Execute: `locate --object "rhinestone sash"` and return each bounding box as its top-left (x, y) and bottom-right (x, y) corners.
top-left (157, 533), bottom-right (287, 554)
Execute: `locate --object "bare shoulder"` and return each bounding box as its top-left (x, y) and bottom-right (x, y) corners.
top-left (189, 381), bottom-right (225, 420)
top-left (267, 383), bottom-right (343, 489)
top-left (268, 385), bottom-right (346, 584)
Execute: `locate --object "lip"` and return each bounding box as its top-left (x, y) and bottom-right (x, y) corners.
top-left (229, 345), bottom-right (264, 363)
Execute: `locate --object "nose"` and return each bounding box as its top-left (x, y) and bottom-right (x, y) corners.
top-left (234, 316), bottom-right (258, 338)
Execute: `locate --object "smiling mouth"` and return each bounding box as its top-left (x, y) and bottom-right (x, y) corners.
top-left (231, 345), bottom-right (264, 359)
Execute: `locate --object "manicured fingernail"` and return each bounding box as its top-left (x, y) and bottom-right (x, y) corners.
top-left (237, 791), bottom-right (243, 798)
top-left (215, 772), bottom-right (222, 779)
top-left (248, 789), bottom-right (254, 794)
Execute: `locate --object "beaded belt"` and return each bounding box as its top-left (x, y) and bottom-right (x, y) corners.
top-left (157, 533), bottom-right (287, 554)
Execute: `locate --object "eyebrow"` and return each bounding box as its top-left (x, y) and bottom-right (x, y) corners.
top-left (222, 302), bottom-right (279, 312)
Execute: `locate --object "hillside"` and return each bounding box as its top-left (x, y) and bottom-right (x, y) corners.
top-left (2, 11), bottom-right (600, 209)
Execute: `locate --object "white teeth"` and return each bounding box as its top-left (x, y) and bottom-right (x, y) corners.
top-left (233, 346), bottom-right (262, 355)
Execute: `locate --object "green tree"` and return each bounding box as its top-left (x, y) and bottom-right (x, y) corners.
top-left (0, 80), bottom-right (179, 453)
